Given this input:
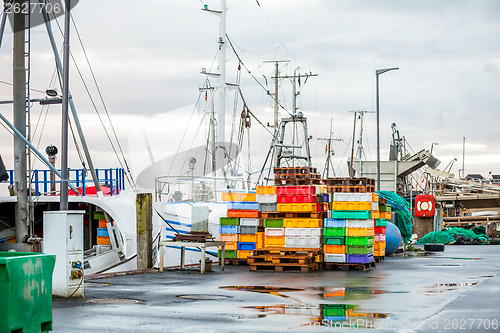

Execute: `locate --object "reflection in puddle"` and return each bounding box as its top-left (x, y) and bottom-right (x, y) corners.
top-left (320, 286), bottom-right (409, 300)
top-left (436, 257), bottom-right (483, 260)
top-left (423, 281), bottom-right (479, 295)
top-left (219, 286), bottom-right (303, 298)
top-left (245, 303), bottom-right (389, 327)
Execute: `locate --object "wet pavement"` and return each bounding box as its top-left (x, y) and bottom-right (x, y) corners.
top-left (52, 245), bottom-right (500, 332)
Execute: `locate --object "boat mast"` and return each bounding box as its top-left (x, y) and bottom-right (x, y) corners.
top-left (13, 0), bottom-right (28, 242)
top-left (202, 0), bottom-right (227, 176)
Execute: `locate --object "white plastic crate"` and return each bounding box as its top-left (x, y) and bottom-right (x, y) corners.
top-left (240, 218), bottom-right (261, 226)
top-left (264, 227), bottom-right (285, 237)
top-left (285, 304), bottom-right (321, 316)
top-left (333, 192), bottom-right (373, 202)
top-left (284, 227), bottom-right (322, 237)
top-left (324, 253), bottom-right (346, 263)
top-left (372, 202), bottom-right (379, 211)
top-left (375, 234), bottom-right (386, 242)
top-left (257, 194), bottom-right (277, 204)
top-left (284, 236), bottom-right (321, 248)
top-left (345, 219), bottom-right (373, 228)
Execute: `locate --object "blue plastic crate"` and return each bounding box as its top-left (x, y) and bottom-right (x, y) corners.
top-left (321, 193), bottom-right (330, 202)
top-left (331, 210), bottom-right (372, 219)
top-left (219, 225), bottom-right (239, 234)
top-left (237, 242), bottom-right (256, 251)
top-left (323, 316), bottom-right (347, 322)
top-left (96, 228), bottom-right (109, 237)
top-left (324, 218), bottom-right (346, 228)
top-left (227, 201), bottom-right (258, 210)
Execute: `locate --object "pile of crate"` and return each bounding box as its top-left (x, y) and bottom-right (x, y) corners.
top-left (274, 166), bottom-right (322, 186)
top-left (374, 201), bottom-right (391, 261)
top-left (219, 192), bottom-right (263, 264)
top-left (94, 211), bottom-right (109, 246)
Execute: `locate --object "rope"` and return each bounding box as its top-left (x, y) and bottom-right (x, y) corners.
top-left (376, 191), bottom-right (414, 244)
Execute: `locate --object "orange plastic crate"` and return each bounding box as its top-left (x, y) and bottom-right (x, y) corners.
top-left (324, 245), bottom-right (345, 254)
top-left (256, 186), bottom-right (276, 195)
top-left (239, 234), bottom-right (258, 243)
top-left (374, 248), bottom-right (385, 256)
top-left (98, 219), bottom-right (107, 228)
top-left (264, 236), bottom-right (285, 247)
top-left (324, 288), bottom-right (346, 297)
top-left (345, 227), bottom-right (374, 237)
top-left (372, 193), bottom-right (379, 202)
top-left (96, 236), bottom-right (109, 245)
top-left (374, 241), bottom-right (386, 251)
top-left (227, 209), bottom-right (260, 218)
top-left (220, 233), bottom-right (238, 242)
top-left (220, 242), bottom-right (238, 251)
top-left (256, 232), bottom-right (264, 248)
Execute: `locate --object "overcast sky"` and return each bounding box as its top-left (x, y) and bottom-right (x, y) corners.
top-left (1, 0), bottom-right (499, 190)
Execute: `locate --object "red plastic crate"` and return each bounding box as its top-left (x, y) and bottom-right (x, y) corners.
top-left (374, 226), bottom-right (386, 234)
top-left (277, 194), bottom-right (316, 203)
top-left (227, 210), bottom-right (260, 218)
top-left (276, 186), bottom-right (316, 195)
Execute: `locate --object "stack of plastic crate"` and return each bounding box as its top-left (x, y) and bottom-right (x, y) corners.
top-left (277, 185), bottom-right (328, 249)
top-left (219, 192), bottom-right (262, 261)
top-left (94, 211), bottom-right (109, 245)
top-left (328, 192), bottom-right (376, 264)
top-left (374, 200), bottom-right (390, 258)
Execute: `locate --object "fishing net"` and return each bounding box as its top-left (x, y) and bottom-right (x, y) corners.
top-left (416, 227), bottom-right (489, 245)
top-left (376, 191), bottom-right (414, 245)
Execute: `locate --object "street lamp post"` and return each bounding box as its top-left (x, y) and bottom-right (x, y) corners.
top-left (376, 67), bottom-right (399, 191)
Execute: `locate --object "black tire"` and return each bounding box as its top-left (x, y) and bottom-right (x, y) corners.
top-left (424, 243), bottom-right (445, 252)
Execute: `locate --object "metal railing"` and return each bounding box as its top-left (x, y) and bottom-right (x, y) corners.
top-left (3, 168), bottom-right (125, 196)
top-left (155, 175), bottom-right (251, 202)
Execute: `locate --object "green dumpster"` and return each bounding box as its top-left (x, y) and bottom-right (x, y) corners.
top-left (0, 252), bottom-right (56, 333)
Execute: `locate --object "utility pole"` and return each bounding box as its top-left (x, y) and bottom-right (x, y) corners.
top-left (460, 136), bottom-right (466, 179)
top-left (13, 0), bottom-right (29, 243)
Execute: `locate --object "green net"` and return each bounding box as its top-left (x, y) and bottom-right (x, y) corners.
top-left (416, 227), bottom-right (489, 245)
top-left (376, 191), bottom-right (414, 245)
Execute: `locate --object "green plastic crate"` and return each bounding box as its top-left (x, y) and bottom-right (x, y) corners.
top-left (379, 204), bottom-right (392, 212)
top-left (345, 236), bottom-right (373, 246)
top-left (323, 307), bottom-right (346, 317)
top-left (263, 219), bottom-right (284, 228)
top-left (346, 245), bottom-right (374, 254)
top-left (375, 219), bottom-right (388, 227)
top-left (94, 211), bottom-right (106, 220)
top-left (0, 252), bottom-right (56, 333)
top-left (324, 227), bottom-right (345, 237)
top-left (331, 210), bottom-right (372, 219)
top-left (324, 236), bottom-right (345, 245)
top-left (220, 217), bottom-right (239, 226)
top-left (218, 249), bottom-right (237, 259)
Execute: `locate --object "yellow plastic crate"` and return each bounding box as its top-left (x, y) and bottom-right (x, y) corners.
top-left (346, 309), bottom-right (369, 317)
top-left (381, 211), bottom-right (392, 219)
top-left (256, 186), bottom-right (276, 195)
top-left (220, 192), bottom-right (257, 202)
top-left (283, 218), bottom-right (322, 228)
top-left (374, 248), bottom-right (385, 256)
top-left (220, 233), bottom-right (238, 242)
top-left (315, 254), bottom-right (324, 263)
top-left (331, 201), bottom-right (372, 211)
top-left (219, 242), bottom-right (237, 251)
top-left (374, 240), bottom-right (386, 251)
top-left (237, 250), bottom-right (253, 259)
top-left (264, 236), bottom-right (285, 247)
top-left (371, 211), bottom-right (379, 219)
top-left (239, 234), bottom-right (258, 243)
top-left (345, 227), bottom-right (374, 237)
top-left (277, 203), bottom-right (317, 213)
top-left (323, 245), bottom-right (345, 254)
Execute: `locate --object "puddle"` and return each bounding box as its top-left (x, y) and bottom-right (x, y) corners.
top-left (219, 286), bottom-right (303, 298)
top-left (436, 282), bottom-right (478, 287)
top-left (423, 281), bottom-right (478, 295)
top-left (245, 303), bottom-right (389, 327)
top-left (177, 294), bottom-right (231, 300)
top-left (436, 257), bottom-right (483, 260)
top-left (87, 298), bottom-right (143, 304)
top-left (425, 264), bottom-right (464, 267)
top-left (319, 286), bottom-right (409, 300)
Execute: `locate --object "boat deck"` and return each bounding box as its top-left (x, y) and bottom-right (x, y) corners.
top-left (52, 245), bottom-right (500, 332)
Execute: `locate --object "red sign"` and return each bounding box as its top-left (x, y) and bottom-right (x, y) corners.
top-left (415, 194), bottom-right (435, 217)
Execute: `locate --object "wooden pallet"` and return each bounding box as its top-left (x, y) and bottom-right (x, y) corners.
top-left (374, 256), bottom-right (385, 263)
top-left (327, 185), bottom-right (373, 193)
top-left (274, 167), bottom-right (318, 175)
top-left (324, 177), bottom-right (375, 186)
top-left (275, 178), bottom-right (323, 186)
top-left (323, 261), bottom-right (376, 272)
top-left (226, 258), bottom-right (248, 266)
top-left (249, 262), bottom-right (319, 272)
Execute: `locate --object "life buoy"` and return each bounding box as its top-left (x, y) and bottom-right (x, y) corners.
top-left (415, 194), bottom-right (435, 217)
